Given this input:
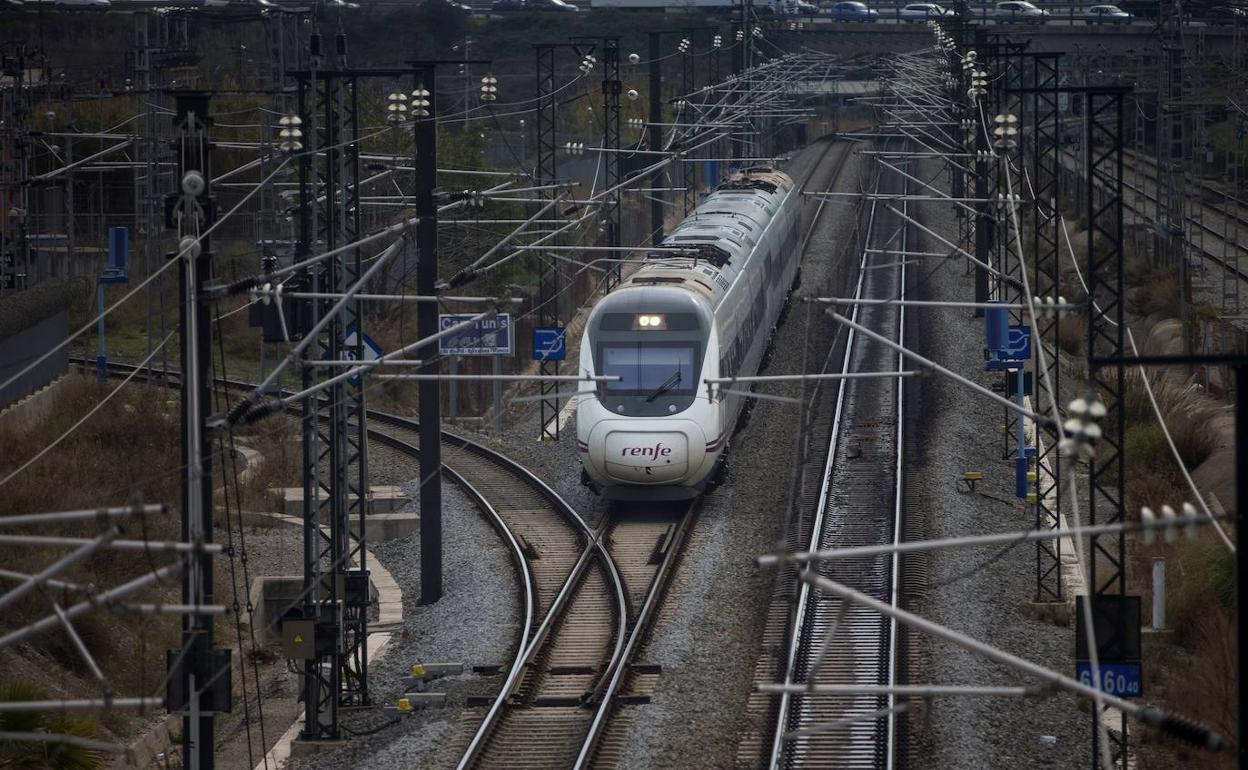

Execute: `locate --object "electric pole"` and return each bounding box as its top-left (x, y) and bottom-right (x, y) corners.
top-left (415, 65), bottom-right (443, 604)
top-left (167, 90), bottom-right (231, 770)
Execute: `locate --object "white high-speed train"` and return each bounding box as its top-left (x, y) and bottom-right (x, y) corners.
top-left (576, 166), bottom-right (802, 500)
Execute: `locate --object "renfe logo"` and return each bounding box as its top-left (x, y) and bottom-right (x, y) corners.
top-left (622, 442), bottom-right (673, 460)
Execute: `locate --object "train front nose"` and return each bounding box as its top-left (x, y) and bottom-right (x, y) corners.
top-left (605, 431), bottom-right (688, 483)
top-left (590, 422), bottom-right (704, 485)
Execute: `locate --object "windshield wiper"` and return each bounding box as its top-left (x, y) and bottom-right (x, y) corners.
top-left (646, 370), bottom-right (682, 402)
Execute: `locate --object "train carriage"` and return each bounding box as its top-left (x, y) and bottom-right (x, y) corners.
top-left (576, 166), bottom-right (802, 500)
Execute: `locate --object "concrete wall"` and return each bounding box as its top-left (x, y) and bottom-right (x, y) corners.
top-left (0, 310), bottom-right (68, 410)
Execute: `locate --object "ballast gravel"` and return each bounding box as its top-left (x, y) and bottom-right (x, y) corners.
top-left (906, 161), bottom-right (1089, 769)
top-left (284, 445), bottom-right (519, 770)
top-left (412, 140), bottom-right (864, 770)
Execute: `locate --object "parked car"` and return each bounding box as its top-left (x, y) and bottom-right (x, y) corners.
top-left (1084, 3), bottom-right (1131, 22)
top-left (898, 2), bottom-right (949, 20)
top-left (826, 0), bottom-right (879, 20)
top-left (492, 0), bottom-right (526, 9)
top-left (778, 0), bottom-right (819, 13)
top-left (992, 0), bottom-right (1049, 21)
top-left (1114, 0), bottom-right (1158, 18)
top-left (526, 0), bottom-right (577, 9)
top-left (20, 0), bottom-right (110, 8)
top-left (778, 0), bottom-right (819, 14)
top-left (1198, 5), bottom-right (1247, 23)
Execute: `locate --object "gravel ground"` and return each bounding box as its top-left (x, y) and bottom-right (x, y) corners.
top-left (214, 508), bottom-right (311, 770)
top-left (908, 160), bottom-right (1090, 768)
top-left (433, 140), bottom-right (867, 770)
top-left (204, 439), bottom-right (517, 770)
top-left (286, 447), bottom-right (519, 770)
top-left (163, 140), bottom-right (1096, 770)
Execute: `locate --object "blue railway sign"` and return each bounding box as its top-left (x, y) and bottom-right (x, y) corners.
top-left (1002, 324), bottom-right (1031, 361)
top-left (533, 326), bottom-right (566, 361)
top-left (343, 324), bottom-right (383, 386)
top-left (1075, 595), bottom-right (1143, 698)
top-left (1076, 662), bottom-right (1142, 698)
top-left (438, 313), bottom-right (513, 356)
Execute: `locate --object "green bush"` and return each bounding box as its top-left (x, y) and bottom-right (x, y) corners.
top-left (0, 681), bottom-right (104, 770)
top-left (1170, 536), bottom-right (1236, 648)
top-left (1124, 421), bottom-right (1168, 468)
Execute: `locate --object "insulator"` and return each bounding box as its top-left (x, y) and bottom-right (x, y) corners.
top-left (1140, 507), bottom-right (1157, 545)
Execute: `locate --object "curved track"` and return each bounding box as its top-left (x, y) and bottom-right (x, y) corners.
top-left (81, 358), bottom-right (611, 768)
top-left (79, 137), bottom-right (858, 769)
top-left (455, 500), bottom-right (694, 770)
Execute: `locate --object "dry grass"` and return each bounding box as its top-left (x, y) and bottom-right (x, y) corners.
top-left (0, 373), bottom-right (244, 726)
top-left (1121, 368), bottom-right (1218, 471)
top-left (1057, 313), bottom-right (1085, 355)
top-left (1131, 268), bottom-right (1181, 318)
top-left (0, 374), bottom-right (183, 604)
top-left (232, 413), bottom-right (302, 512)
top-left (1116, 362), bottom-right (1235, 768)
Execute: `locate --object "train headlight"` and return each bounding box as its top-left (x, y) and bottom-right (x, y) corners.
top-left (636, 314), bottom-right (666, 329)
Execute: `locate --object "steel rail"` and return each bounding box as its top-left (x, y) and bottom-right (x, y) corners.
top-left (769, 130), bottom-right (912, 767)
top-left (78, 359), bottom-right (619, 770)
top-left (363, 428), bottom-right (537, 746)
top-left (767, 151), bottom-right (879, 770)
top-left (572, 137), bottom-right (854, 768)
top-left (572, 500), bottom-right (701, 769)
top-left (1057, 149), bottom-right (1248, 287)
top-left (884, 151), bottom-right (909, 770)
top-left (435, 430), bottom-right (629, 770)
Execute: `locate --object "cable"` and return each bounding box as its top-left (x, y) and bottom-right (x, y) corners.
top-left (212, 303), bottom-right (271, 769)
top-left (1015, 160), bottom-right (1233, 552)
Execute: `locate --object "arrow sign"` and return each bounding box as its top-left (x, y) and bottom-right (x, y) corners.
top-left (1001, 324), bottom-right (1031, 361)
top-left (533, 326), bottom-right (566, 361)
top-left (344, 324), bottom-right (383, 386)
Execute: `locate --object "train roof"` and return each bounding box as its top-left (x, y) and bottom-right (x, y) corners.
top-left (620, 167), bottom-right (794, 304)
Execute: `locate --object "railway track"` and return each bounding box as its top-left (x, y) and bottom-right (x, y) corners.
top-left (79, 137), bottom-right (857, 768)
top-left (79, 357), bottom-right (611, 766)
top-left (455, 138), bottom-right (857, 768)
top-left (77, 364), bottom-right (687, 768)
top-left (1058, 148), bottom-right (1248, 289)
top-left (455, 500), bottom-right (695, 770)
top-left (755, 141), bottom-right (910, 769)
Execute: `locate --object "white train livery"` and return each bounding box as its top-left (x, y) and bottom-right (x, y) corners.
top-left (576, 167), bottom-right (802, 500)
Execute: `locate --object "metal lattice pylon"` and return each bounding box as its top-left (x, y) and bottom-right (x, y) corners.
top-left (682, 38), bottom-right (695, 217)
top-left (1030, 53), bottom-right (1064, 603)
top-left (1085, 87), bottom-right (1128, 770)
top-left (295, 59), bottom-right (371, 741)
top-left (0, 43), bottom-right (33, 296)
top-left (997, 41), bottom-right (1026, 462)
top-left (536, 44), bottom-right (561, 441)
top-left (603, 38), bottom-right (622, 293)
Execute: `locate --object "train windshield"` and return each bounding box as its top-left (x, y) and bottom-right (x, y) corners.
top-left (600, 345), bottom-right (698, 397)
